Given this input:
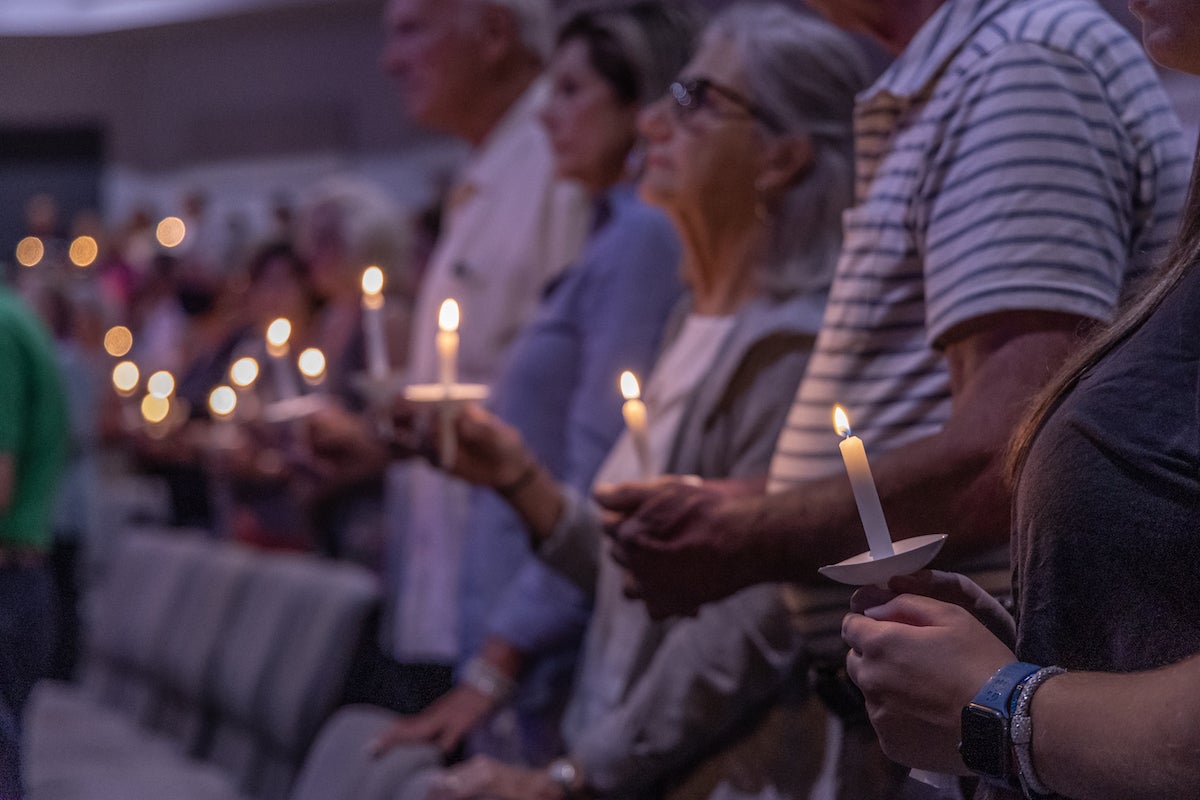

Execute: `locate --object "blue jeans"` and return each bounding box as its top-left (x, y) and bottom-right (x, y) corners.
top-left (0, 564), bottom-right (56, 798)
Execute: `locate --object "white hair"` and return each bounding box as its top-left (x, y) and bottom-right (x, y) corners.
top-left (706, 3), bottom-right (873, 297)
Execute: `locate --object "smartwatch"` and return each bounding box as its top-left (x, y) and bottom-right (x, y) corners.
top-left (959, 661), bottom-right (1040, 782)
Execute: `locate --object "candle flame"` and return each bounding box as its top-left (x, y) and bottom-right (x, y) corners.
top-left (438, 298), bottom-right (460, 333)
top-left (266, 318), bottom-right (292, 348)
top-left (147, 370), bottom-right (176, 400)
top-left (361, 266), bottom-right (385, 296)
top-left (156, 216), bottom-right (186, 248)
top-left (208, 385), bottom-right (238, 417)
top-left (15, 236), bottom-right (43, 268)
top-left (230, 356), bottom-right (260, 387)
top-left (620, 370), bottom-right (641, 401)
top-left (112, 361), bottom-right (140, 394)
top-left (833, 405), bottom-right (852, 438)
top-left (69, 236), bottom-right (98, 268)
top-left (298, 347), bottom-right (327, 380)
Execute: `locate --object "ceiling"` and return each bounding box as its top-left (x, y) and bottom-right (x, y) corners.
top-left (0, 0), bottom-right (347, 36)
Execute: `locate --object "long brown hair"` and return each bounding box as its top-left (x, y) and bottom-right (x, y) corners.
top-left (1007, 139), bottom-right (1200, 486)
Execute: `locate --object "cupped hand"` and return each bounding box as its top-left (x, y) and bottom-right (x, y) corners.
top-left (425, 756), bottom-right (562, 800)
top-left (851, 569), bottom-right (1016, 648)
top-left (841, 593), bottom-right (1016, 773)
top-left (595, 476), bottom-right (762, 619)
top-left (446, 404), bottom-right (534, 488)
top-left (369, 685), bottom-right (495, 757)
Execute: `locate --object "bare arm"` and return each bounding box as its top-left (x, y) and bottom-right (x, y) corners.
top-left (602, 311), bottom-right (1089, 612)
top-left (1032, 659), bottom-right (1200, 800)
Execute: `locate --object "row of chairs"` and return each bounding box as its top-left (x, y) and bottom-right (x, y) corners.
top-left (22, 528), bottom-right (438, 800)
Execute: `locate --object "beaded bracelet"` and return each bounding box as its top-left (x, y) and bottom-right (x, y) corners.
top-left (1010, 665), bottom-right (1066, 798)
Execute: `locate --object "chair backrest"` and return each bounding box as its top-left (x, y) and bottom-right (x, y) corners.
top-left (151, 541), bottom-right (255, 753)
top-left (288, 705), bottom-right (439, 800)
top-left (204, 551), bottom-right (380, 800)
top-left (81, 528), bottom-right (206, 719)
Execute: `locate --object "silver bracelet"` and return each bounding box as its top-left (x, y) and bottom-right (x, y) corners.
top-left (461, 656), bottom-right (517, 704)
top-left (1010, 665), bottom-right (1066, 798)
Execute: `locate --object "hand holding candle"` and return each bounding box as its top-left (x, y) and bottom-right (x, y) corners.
top-left (620, 370), bottom-right (652, 480)
top-left (361, 266), bottom-right (390, 380)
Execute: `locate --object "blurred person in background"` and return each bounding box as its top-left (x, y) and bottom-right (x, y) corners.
top-left (0, 284), bottom-right (68, 797)
top-left (375, 0), bottom-right (589, 707)
top-left (368, 0), bottom-right (693, 766)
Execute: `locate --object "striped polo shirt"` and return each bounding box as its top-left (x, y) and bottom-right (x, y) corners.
top-left (769, 0), bottom-right (1189, 497)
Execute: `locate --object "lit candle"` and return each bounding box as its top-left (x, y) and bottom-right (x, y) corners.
top-left (620, 371), bottom-right (652, 479)
top-left (208, 384), bottom-right (239, 449)
top-left (229, 356), bottom-right (261, 421)
top-left (833, 405), bottom-right (894, 560)
top-left (436, 299), bottom-right (461, 468)
top-left (437, 298), bottom-right (460, 391)
top-left (361, 266), bottom-right (390, 380)
top-left (147, 370), bottom-right (175, 400)
top-left (298, 347), bottom-right (327, 387)
top-left (266, 318), bottom-right (300, 400)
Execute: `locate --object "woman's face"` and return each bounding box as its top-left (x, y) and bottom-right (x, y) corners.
top-left (637, 36), bottom-right (765, 224)
top-left (1130, 0), bottom-right (1200, 74)
top-left (541, 38), bottom-right (640, 192)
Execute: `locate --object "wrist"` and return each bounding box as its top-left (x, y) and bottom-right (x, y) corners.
top-left (960, 661), bottom-right (1041, 787)
top-left (1011, 665), bottom-right (1066, 798)
top-left (546, 757), bottom-right (588, 799)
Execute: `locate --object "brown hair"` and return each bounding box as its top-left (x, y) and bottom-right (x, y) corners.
top-left (1007, 139), bottom-right (1200, 486)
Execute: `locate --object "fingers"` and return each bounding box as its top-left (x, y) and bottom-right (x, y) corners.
top-left (850, 584), bottom-right (897, 613)
top-left (863, 592), bottom-right (955, 626)
top-left (594, 474), bottom-right (690, 513)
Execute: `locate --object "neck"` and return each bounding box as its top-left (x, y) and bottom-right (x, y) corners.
top-left (871, 0), bottom-right (946, 55)
top-left (459, 63), bottom-right (540, 147)
top-left (677, 211), bottom-right (765, 316)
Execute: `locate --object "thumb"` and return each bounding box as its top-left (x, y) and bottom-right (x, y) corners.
top-left (593, 479), bottom-right (658, 512)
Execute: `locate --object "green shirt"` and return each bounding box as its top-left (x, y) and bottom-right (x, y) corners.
top-left (0, 288), bottom-right (68, 550)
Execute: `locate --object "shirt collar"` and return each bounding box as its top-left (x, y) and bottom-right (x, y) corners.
top-left (865, 0), bottom-right (1016, 103)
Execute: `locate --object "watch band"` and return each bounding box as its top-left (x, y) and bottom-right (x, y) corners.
top-left (971, 661), bottom-right (1042, 717)
top-left (1011, 665), bottom-right (1066, 798)
top-left (960, 661), bottom-right (1041, 784)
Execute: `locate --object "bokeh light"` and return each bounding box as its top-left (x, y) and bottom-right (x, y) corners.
top-left (112, 361), bottom-right (140, 395)
top-left (103, 326), bottom-right (133, 357)
top-left (141, 394), bottom-right (170, 424)
top-left (69, 236), bottom-right (98, 267)
top-left (298, 347), bottom-right (326, 382)
top-left (156, 216), bottom-right (187, 248)
top-left (147, 370), bottom-right (176, 399)
top-left (230, 356), bottom-right (260, 387)
top-left (16, 237), bottom-right (43, 268)
top-left (208, 385), bottom-right (238, 418)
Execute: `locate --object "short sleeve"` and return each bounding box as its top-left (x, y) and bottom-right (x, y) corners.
top-left (921, 42), bottom-right (1135, 343)
top-left (0, 326), bottom-right (26, 454)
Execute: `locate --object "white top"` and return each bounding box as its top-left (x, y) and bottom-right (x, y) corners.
top-left (387, 79), bottom-right (590, 662)
top-left (568, 312), bottom-right (736, 729)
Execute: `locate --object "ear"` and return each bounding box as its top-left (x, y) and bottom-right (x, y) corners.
top-left (754, 133), bottom-right (814, 202)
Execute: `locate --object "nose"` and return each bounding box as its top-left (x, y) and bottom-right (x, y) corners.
top-left (638, 95), bottom-right (672, 142)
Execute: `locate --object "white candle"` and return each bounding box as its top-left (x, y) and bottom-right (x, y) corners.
top-left (437, 298), bottom-right (460, 390)
top-left (208, 385), bottom-right (239, 449)
top-left (833, 405), bottom-right (894, 560)
top-left (266, 318), bottom-right (300, 400)
top-left (436, 298), bottom-right (461, 468)
top-left (229, 356), bottom-right (261, 421)
top-left (361, 266), bottom-right (390, 380)
top-left (620, 370), bottom-right (652, 480)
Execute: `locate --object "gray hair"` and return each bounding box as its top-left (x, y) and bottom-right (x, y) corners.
top-left (464, 0), bottom-right (556, 63)
top-left (706, 4), bottom-right (871, 298)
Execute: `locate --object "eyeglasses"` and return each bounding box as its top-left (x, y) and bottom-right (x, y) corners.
top-left (667, 78), bottom-right (785, 134)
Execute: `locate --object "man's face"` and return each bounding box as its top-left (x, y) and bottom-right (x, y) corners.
top-left (381, 0), bottom-right (479, 134)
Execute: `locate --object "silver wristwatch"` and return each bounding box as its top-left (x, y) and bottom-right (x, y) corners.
top-left (546, 757), bottom-right (585, 798)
